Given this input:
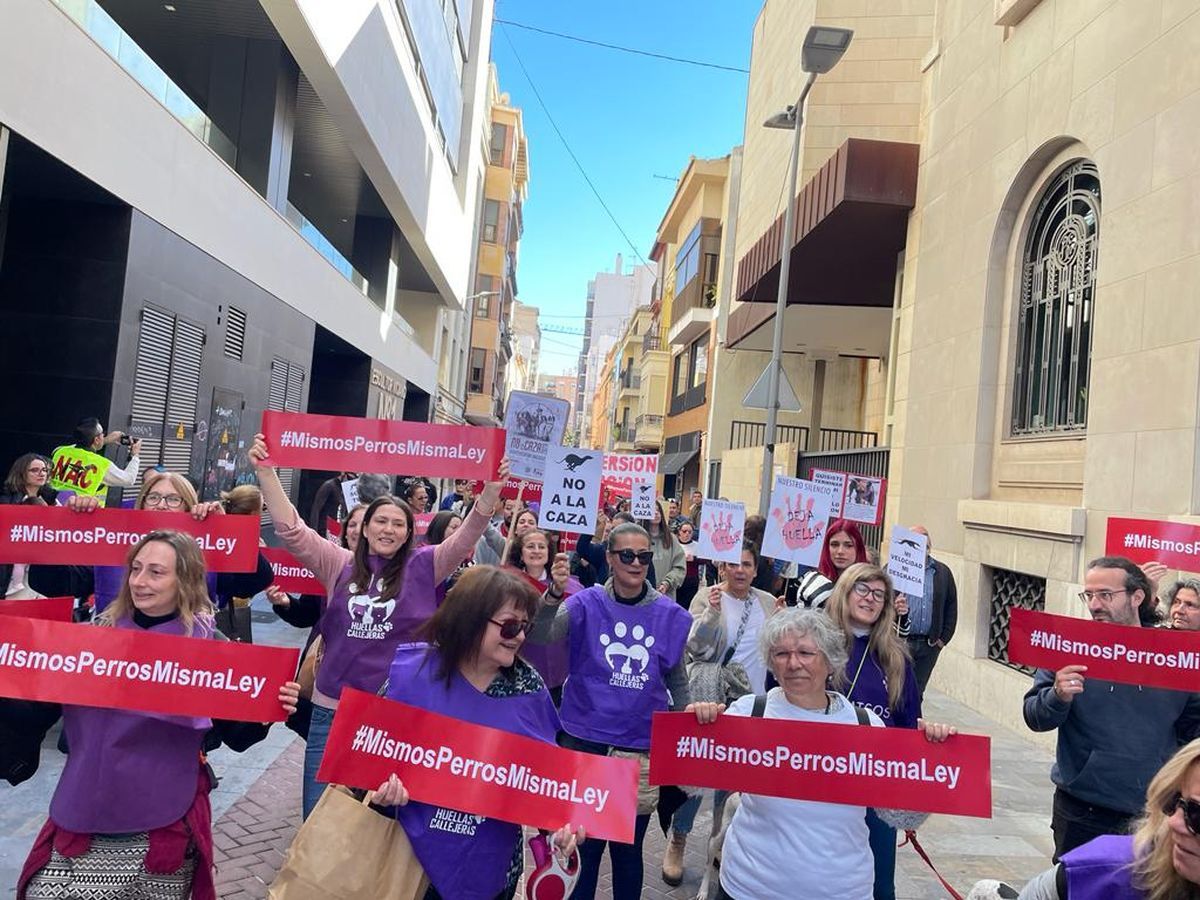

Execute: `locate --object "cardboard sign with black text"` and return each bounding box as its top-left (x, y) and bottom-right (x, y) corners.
top-left (539, 447), bottom-right (603, 533)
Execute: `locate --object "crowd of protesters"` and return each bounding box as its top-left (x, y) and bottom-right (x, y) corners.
top-left (5, 416), bottom-right (1200, 900)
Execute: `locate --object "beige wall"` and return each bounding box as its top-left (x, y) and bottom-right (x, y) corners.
top-left (889, 0), bottom-right (1200, 734)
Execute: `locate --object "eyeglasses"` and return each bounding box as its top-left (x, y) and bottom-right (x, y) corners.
top-left (27, 466), bottom-right (48, 474)
top-left (1078, 589), bottom-right (1129, 604)
top-left (143, 492), bottom-right (185, 510)
top-left (490, 618), bottom-right (532, 640)
top-left (613, 549), bottom-right (654, 566)
top-left (852, 582), bottom-right (888, 604)
top-left (1164, 792), bottom-right (1200, 835)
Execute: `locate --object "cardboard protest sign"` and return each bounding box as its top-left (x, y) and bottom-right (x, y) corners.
top-left (319, 689), bottom-right (639, 842)
top-left (810, 469), bottom-right (847, 519)
top-left (763, 477), bottom-right (835, 567)
top-left (841, 474), bottom-right (886, 526)
top-left (887, 526), bottom-right (928, 597)
top-left (505, 392), bottom-right (570, 482)
top-left (340, 478), bottom-right (360, 512)
top-left (261, 411), bottom-right (504, 480)
top-left (649, 711), bottom-right (991, 818)
top-left (601, 453), bottom-right (659, 502)
top-left (630, 475), bottom-right (657, 520)
top-left (539, 447), bottom-right (603, 532)
top-left (696, 499), bottom-right (746, 564)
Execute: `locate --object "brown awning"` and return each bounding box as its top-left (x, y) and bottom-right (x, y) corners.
top-left (731, 138), bottom-right (919, 346)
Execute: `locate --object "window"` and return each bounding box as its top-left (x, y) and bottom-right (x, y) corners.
top-left (689, 337), bottom-right (708, 389)
top-left (489, 123), bottom-right (508, 166)
top-left (1011, 161), bottom-right (1100, 436)
top-left (987, 568), bottom-right (1046, 675)
top-left (469, 348), bottom-right (487, 393)
top-left (674, 221), bottom-right (702, 291)
top-left (671, 352), bottom-right (686, 398)
top-left (483, 200), bottom-right (501, 243)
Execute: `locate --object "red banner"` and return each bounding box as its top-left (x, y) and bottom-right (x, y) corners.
top-left (317, 688), bottom-right (639, 841)
top-left (0, 506), bottom-right (259, 572)
top-left (1008, 607), bottom-right (1200, 692)
top-left (414, 512), bottom-right (434, 539)
top-left (0, 616), bottom-right (298, 721)
top-left (262, 411), bottom-right (505, 481)
top-left (471, 478), bottom-right (542, 503)
top-left (1106, 517), bottom-right (1200, 571)
top-left (262, 547), bottom-right (324, 595)
top-left (0, 596), bottom-right (74, 622)
top-left (649, 711), bottom-right (992, 818)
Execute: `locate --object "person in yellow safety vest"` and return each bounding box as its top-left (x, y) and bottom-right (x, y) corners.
top-left (49, 418), bottom-right (142, 506)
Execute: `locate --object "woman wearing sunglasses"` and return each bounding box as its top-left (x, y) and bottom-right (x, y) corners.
top-left (824, 563), bottom-right (921, 900)
top-left (370, 566), bottom-right (584, 900)
top-left (528, 521), bottom-right (692, 900)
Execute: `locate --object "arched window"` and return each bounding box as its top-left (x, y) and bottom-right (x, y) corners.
top-left (1011, 161), bottom-right (1100, 435)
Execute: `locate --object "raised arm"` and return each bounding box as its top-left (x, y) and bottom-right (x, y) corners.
top-left (431, 459), bottom-right (509, 583)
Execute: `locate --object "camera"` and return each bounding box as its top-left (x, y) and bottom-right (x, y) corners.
top-left (119, 434), bottom-right (133, 447)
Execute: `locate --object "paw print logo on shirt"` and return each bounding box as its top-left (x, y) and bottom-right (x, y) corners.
top-left (600, 622), bottom-right (655, 681)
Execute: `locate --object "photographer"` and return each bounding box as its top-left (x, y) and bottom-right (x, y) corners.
top-left (48, 417), bottom-right (141, 505)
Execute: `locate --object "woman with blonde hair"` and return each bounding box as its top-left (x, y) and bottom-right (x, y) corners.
top-left (824, 562), bottom-right (921, 900)
top-left (13, 530), bottom-right (300, 899)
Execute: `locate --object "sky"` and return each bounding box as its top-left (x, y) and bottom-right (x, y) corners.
top-left (488, 1), bottom-right (762, 375)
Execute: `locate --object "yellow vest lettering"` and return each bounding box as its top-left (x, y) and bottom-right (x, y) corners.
top-left (49, 445), bottom-right (113, 503)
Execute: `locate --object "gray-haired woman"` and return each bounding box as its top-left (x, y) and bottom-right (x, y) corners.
top-left (686, 608), bottom-right (956, 900)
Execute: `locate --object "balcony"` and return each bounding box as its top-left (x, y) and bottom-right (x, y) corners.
top-left (642, 330), bottom-right (664, 355)
top-left (635, 414), bottom-right (664, 450)
top-left (612, 424), bottom-right (636, 451)
top-left (669, 277), bottom-right (717, 347)
top-left (728, 421), bottom-right (879, 452)
top-left (618, 371), bottom-right (641, 398)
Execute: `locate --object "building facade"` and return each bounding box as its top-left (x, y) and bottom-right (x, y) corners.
top-left (507, 299), bottom-right (541, 396)
top-left (465, 66), bottom-right (529, 426)
top-left (0, 0), bottom-right (495, 507)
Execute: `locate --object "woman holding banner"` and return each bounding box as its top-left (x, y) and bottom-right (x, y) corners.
top-left (14, 529), bottom-right (300, 900)
top-left (825, 563), bottom-right (922, 900)
top-left (368, 565), bottom-right (584, 900)
top-left (248, 433), bottom-right (509, 818)
top-left (505, 531), bottom-right (580, 693)
top-left (688, 607), bottom-right (951, 900)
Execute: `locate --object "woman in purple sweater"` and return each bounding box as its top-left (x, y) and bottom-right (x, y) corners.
top-left (824, 563), bottom-right (922, 900)
top-left (249, 433), bottom-right (509, 818)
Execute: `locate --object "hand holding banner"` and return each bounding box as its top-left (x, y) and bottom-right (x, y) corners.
top-left (1008, 607), bottom-right (1200, 692)
top-left (0, 596), bottom-right (75, 622)
top-left (696, 499), bottom-right (746, 564)
top-left (649, 710), bottom-right (991, 818)
top-left (261, 411), bottom-right (505, 481)
top-left (0, 506), bottom-right (259, 572)
top-left (0, 617), bottom-right (299, 721)
top-left (763, 477), bottom-right (834, 567)
top-left (262, 547), bottom-right (324, 595)
top-left (317, 688), bottom-right (639, 841)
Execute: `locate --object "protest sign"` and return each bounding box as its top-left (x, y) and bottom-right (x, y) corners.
top-left (262, 547), bottom-right (324, 595)
top-left (261, 411), bottom-right (504, 481)
top-left (0, 596), bottom-right (75, 623)
top-left (470, 477), bottom-right (542, 504)
top-left (505, 392), bottom-right (570, 482)
top-left (318, 688), bottom-right (639, 842)
top-left (841, 474), bottom-right (886, 526)
top-left (1106, 517), bottom-right (1200, 572)
top-left (763, 476), bottom-right (835, 567)
top-left (887, 526), bottom-right (928, 597)
top-left (810, 468), bottom-right (847, 519)
top-left (539, 447), bottom-right (602, 532)
top-left (1008, 608), bottom-right (1200, 692)
top-left (340, 477), bottom-right (361, 512)
top-left (0, 616), bottom-right (298, 721)
top-left (414, 512), bottom-right (434, 539)
top-left (649, 711), bottom-right (991, 818)
top-left (325, 517), bottom-right (342, 544)
top-left (0, 506), bottom-right (259, 572)
top-left (601, 453), bottom-right (659, 502)
top-left (696, 499), bottom-right (746, 564)
top-left (630, 475), bottom-right (657, 520)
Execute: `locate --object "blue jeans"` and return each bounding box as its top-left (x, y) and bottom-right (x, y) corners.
top-left (866, 807), bottom-right (896, 900)
top-left (571, 813), bottom-right (650, 900)
top-left (302, 704), bottom-right (336, 820)
top-left (671, 789), bottom-right (731, 835)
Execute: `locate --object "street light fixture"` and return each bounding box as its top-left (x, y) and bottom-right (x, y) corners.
top-left (757, 25), bottom-right (853, 517)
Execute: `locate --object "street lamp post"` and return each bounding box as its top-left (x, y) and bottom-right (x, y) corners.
top-left (757, 26), bottom-right (853, 517)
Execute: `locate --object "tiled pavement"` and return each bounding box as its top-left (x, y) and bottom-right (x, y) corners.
top-left (3, 597), bottom-right (1058, 900)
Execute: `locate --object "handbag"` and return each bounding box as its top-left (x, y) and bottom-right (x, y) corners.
top-left (268, 784), bottom-right (429, 900)
top-left (688, 595), bottom-right (755, 705)
top-left (296, 636), bottom-right (323, 701)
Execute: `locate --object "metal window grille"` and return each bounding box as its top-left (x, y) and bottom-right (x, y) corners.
top-left (268, 357), bottom-right (305, 507)
top-left (223, 306), bottom-right (247, 360)
top-left (1012, 160), bottom-right (1100, 435)
top-left (987, 567), bottom-right (1047, 674)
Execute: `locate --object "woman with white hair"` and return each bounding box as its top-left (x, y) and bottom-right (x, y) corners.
top-left (687, 607), bottom-right (955, 900)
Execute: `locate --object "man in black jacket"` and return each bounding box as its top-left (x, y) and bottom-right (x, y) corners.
top-left (904, 525), bottom-right (958, 696)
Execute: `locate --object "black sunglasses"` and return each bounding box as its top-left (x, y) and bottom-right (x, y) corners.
top-left (1164, 792), bottom-right (1200, 834)
top-left (613, 549), bottom-right (654, 566)
top-left (490, 618), bottom-right (532, 640)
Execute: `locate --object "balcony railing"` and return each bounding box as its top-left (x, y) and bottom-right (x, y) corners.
top-left (55, 0), bottom-right (237, 165)
top-left (642, 331), bottom-right (664, 354)
top-left (619, 372), bottom-right (641, 391)
top-left (612, 424), bottom-right (635, 444)
top-left (728, 422), bottom-right (879, 453)
top-left (285, 203), bottom-right (369, 296)
top-left (636, 414), bottom-right (664, 429)
top-left (670, 276), bottom-right (718, 329)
